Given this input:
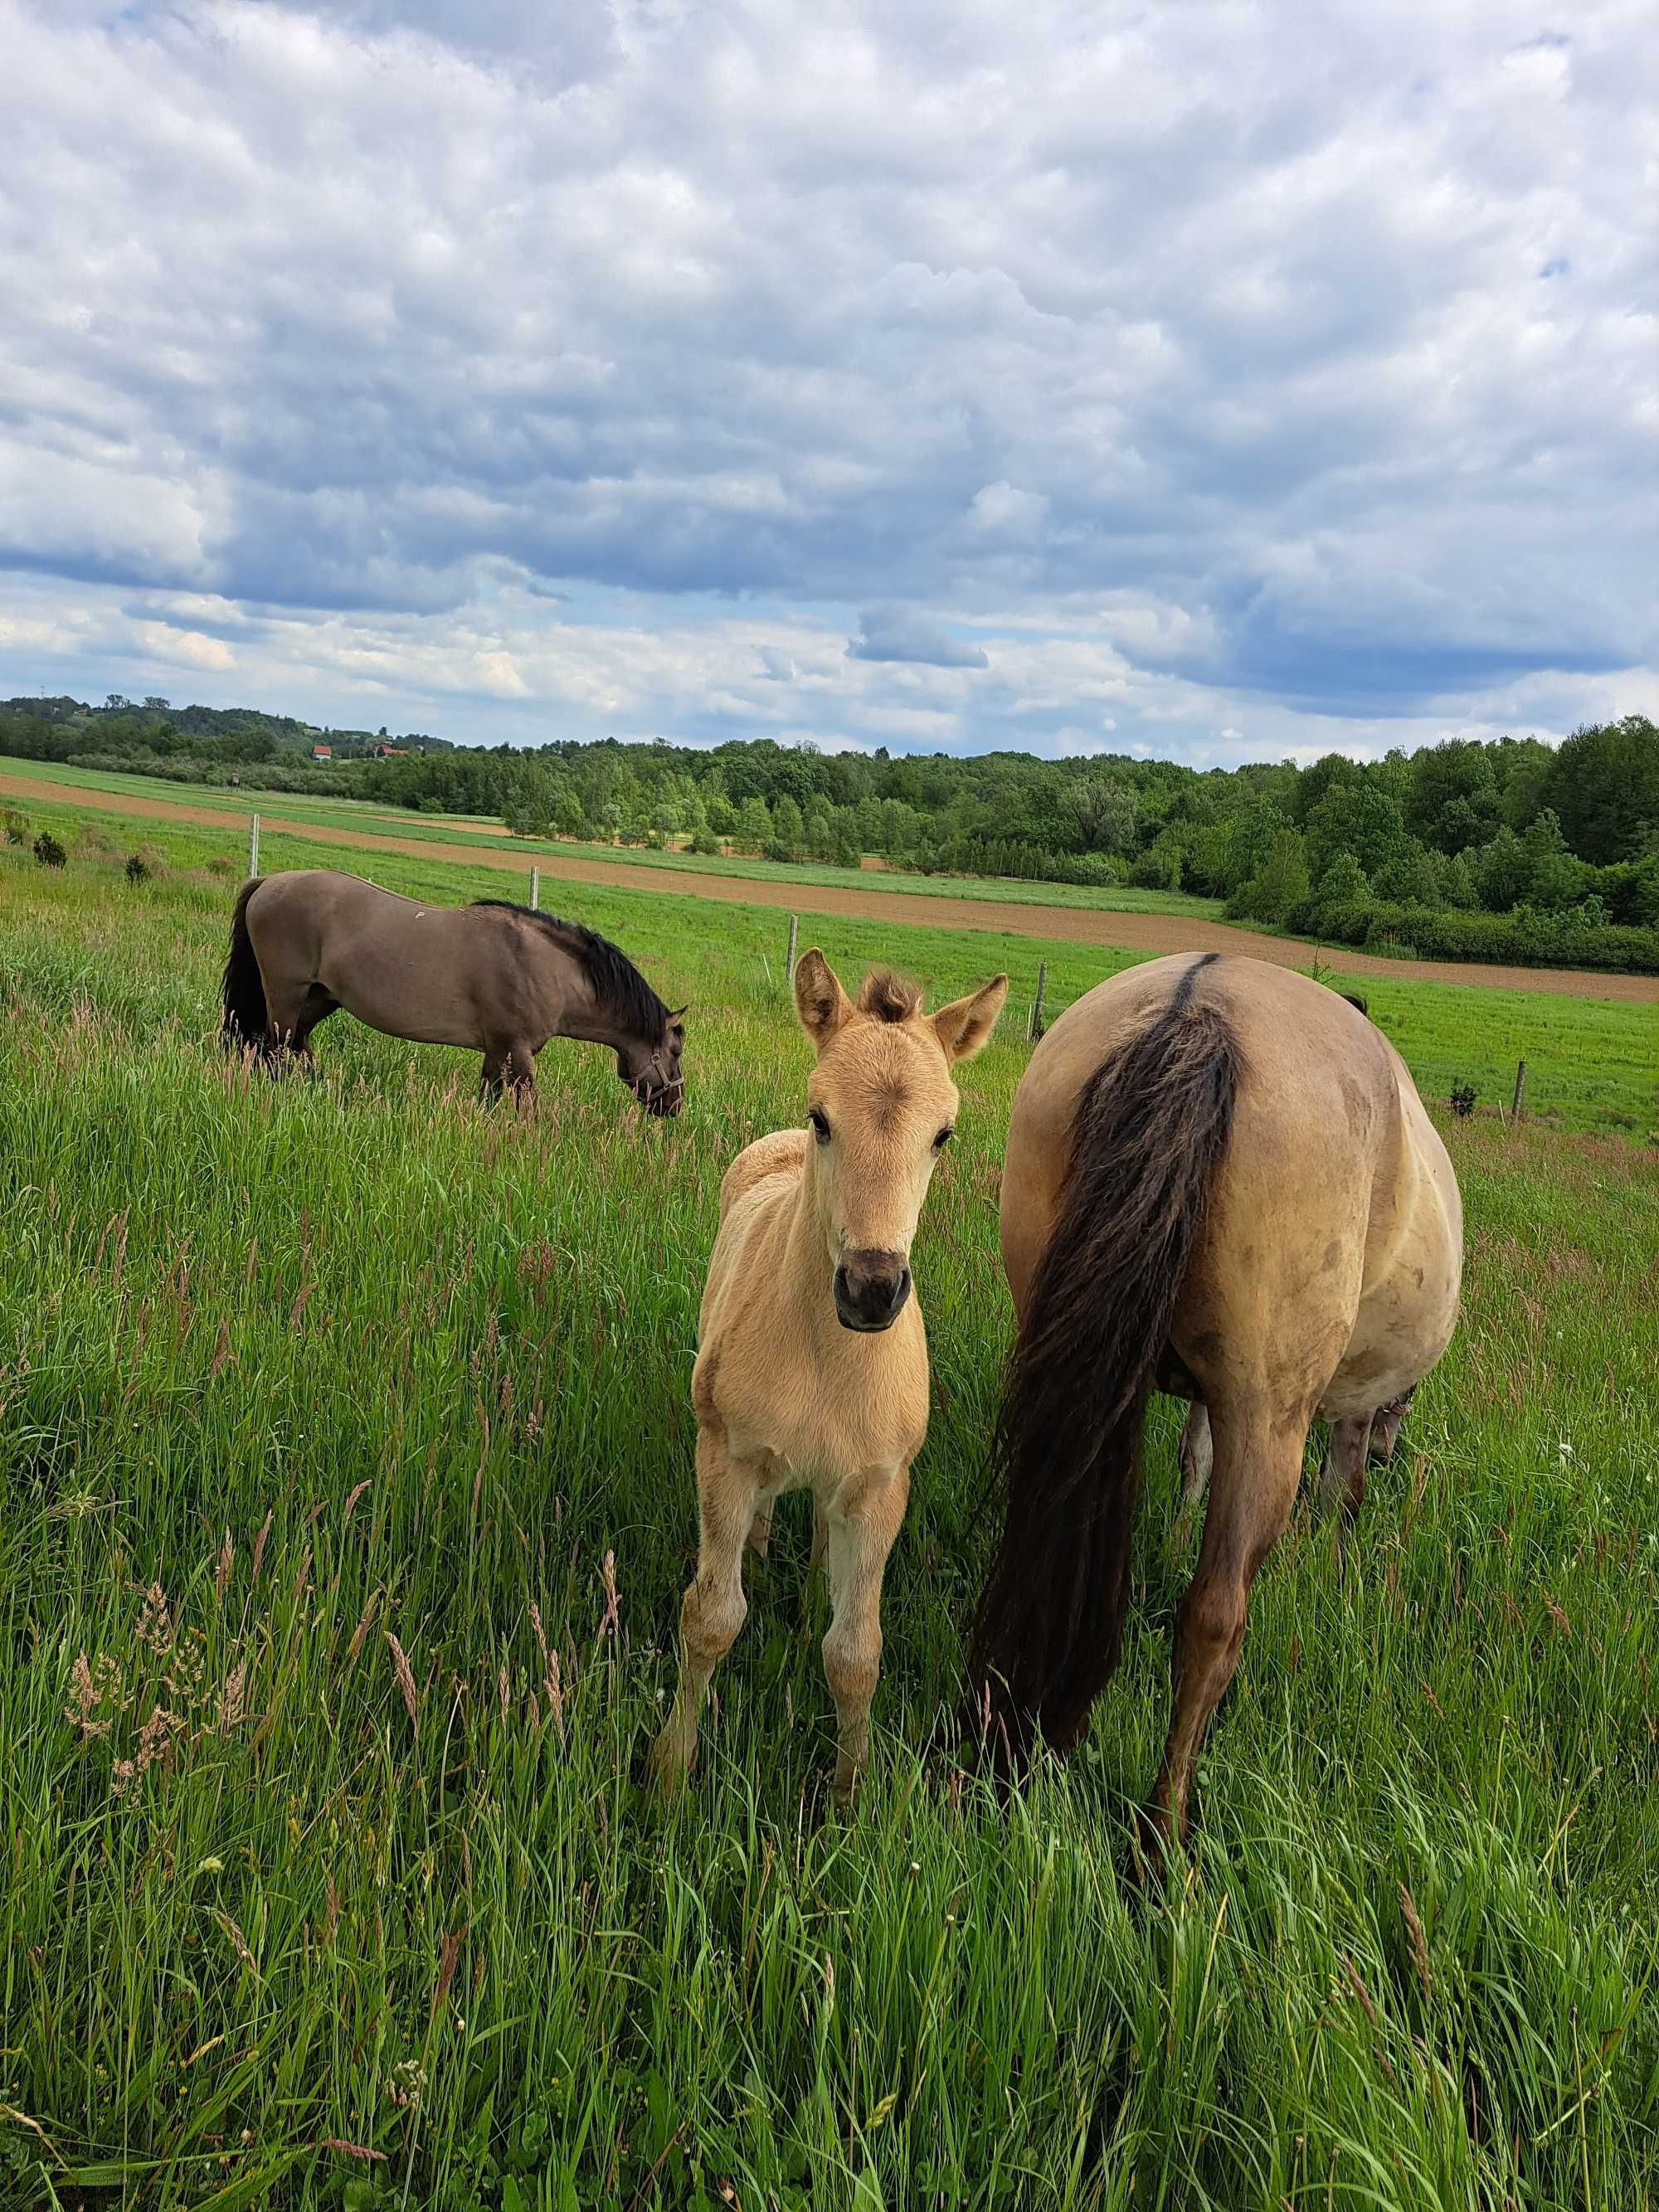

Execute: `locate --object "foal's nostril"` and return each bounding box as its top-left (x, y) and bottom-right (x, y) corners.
top-left (833, 1252), bottom-right (912, 1331)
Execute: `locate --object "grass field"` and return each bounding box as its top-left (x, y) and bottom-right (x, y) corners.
top-left (2, 817), bottom-right (1657, 2210)
top-left (0, 754), bottom-right (1225, 921)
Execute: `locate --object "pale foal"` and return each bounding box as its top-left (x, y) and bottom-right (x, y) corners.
top-left (650, 950), bottom-right (1008, 1806)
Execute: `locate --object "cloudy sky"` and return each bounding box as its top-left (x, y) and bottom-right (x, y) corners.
top-left (2, 1), bottom-right (1653, 762)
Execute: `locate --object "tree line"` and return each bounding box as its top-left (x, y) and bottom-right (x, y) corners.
top-left (2, 694), bottom-right (1655, 972)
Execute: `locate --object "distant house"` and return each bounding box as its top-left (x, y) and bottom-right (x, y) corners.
top-left (372, 742), bottom-right (408, 759)
top-left (310, 744), bottom-right (333, 762)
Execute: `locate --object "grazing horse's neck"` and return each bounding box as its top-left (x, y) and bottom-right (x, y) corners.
top-left (547, 955), bottom-right (640, 1055)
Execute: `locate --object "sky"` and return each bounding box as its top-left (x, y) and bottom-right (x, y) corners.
top-left (1, 0), bottom-right (1654, 765)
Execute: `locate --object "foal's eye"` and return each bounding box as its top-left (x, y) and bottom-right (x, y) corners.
top-left (808, 1108), bottom-right (831, 1144)
top-left (933, 1126), bottom-right (954, 1150)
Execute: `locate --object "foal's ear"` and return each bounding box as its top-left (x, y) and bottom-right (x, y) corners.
top-left (793, 949), bottom-right (853, 1053)
top-left (929, 974), bottom-right (1009, 1064)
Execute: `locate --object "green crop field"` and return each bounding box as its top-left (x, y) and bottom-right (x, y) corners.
top-left (2, 810), bottom-right (1657, 2210)
top-left (0, 754), bottom-right (1226, 921)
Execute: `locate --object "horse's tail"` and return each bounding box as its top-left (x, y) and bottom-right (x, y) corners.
top-left (968, 961), bottom-right (1243, 1763)
top-left (220, 879), bottom-right (270, 1053)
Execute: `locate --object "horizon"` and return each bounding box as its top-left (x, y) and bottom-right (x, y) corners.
top-left (2, 3), bottom-right (1653, 767)
top-left (18, 684), bottom-right (1636, 777)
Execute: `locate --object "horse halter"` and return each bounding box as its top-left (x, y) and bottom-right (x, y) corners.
top-left (633, 1043), bottom-right (685, 1113)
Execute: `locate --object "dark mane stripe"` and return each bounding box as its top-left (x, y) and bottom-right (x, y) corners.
top-left (471, 901), bottom-right (669, 1041)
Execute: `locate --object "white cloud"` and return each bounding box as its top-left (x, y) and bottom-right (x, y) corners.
top-left (0, 0), bottom-right (1652, 759)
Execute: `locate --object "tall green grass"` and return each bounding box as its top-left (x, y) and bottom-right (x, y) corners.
top-left (1, 829), bottom-right (1656, 2209)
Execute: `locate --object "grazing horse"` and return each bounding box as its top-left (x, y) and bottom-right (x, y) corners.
top-left (221, 869), bottom-right (685, 1114)
top-left (651, 950), bottom-right (1007, 1806)
top-left (969, 954), bottom-right (1461, 1845)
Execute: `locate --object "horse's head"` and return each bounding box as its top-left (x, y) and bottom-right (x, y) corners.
top-left (620, 1005), bottom-right (686, 1117)
top-left (792, 950), bottom-right (1007, 1331)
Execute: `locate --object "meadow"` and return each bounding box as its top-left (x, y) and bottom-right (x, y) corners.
top-left (0, 756), bottom-right (1223, 921)
top-left (1, 812), bottom-right (1656, 2210)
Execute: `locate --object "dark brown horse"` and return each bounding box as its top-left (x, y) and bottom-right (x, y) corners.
top-left (221, 868), bottom-right (685, 1114)
top-left (969, 954), bottom-right (1462, 1845)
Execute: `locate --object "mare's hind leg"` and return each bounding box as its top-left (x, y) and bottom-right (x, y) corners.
top-left (289, 987), bottom-right (338, 1066)
top-left (262, 978), bottom-right (322, 1065)
top-left (649, 1426), bottom-right (763, 1791)
top-left (820, 1462), bottom-right (909, 1806)
top-left (1317, 1414), bottom-right (1373, 1520)
top-left (1173, 1403), bottom-right (1212, 1548)
top-left (1148, 1403), bottom-right (1306, 1848)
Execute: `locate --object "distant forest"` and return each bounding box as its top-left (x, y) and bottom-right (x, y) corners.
top-left (3, 692), bottom-right (1657, 973)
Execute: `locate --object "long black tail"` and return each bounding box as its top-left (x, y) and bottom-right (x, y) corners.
top-left (968, 960), bottom-right (1243, 1763)
top-left (220, 879), bottom-right (270, 1053)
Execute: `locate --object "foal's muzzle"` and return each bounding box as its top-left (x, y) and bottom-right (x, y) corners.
top-left (834, 1250), bottom-right (912, 1332)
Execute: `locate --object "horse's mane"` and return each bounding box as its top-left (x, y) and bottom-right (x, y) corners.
top-left (472, 902), bottom-right (670, 1040)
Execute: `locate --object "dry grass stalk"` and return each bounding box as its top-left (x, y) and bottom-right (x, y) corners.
top-left (1399, 1884), bottom-right (1433, 2001)
top-left (385, 1631), bottom-right (420, 1732)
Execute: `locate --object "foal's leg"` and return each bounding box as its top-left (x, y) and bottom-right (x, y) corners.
top-left (820, 1462), bottom-right (909, 1806)
top-left (1148, 1401), bottom-right (1306, 1848)
top-left (1316, 1414), bottom-right (1374, 1520)
top-left (1173, 1403), bottom-right (1212, 1547)
top-left (649, 1427), bottom-right (763, 1791)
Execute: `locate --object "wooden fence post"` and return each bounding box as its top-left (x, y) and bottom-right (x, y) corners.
top-left (1029, 960), bottom-right (1048, 1042)
top-left (247, 814), bottom-right (260, 878)
top-left (529, 866), bottom-right (540, 912)
top-left (786, 914), bottom-right (798, 986)
top-left (1511, 1058), bottom-right (1526, 1122)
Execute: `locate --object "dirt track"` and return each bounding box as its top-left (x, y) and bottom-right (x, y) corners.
top-left (7, 768), bottom-right (1656, 1005)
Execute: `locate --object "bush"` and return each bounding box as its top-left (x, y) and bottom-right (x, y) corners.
top-left (124, 853), bottom-right (151, 885)
top-left (3, 809), bottom-right (28, 845)
top-left (1306, 893), bottom-right (1659, 974)
top-left (32, 832), bottom-right (66, 868)
top-left (688, 829), bottom-right (720, 855)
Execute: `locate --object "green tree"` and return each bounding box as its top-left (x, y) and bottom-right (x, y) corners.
top-left (1540, 717), bottom-right (1659, 863)
top-left (1066, 775), bottom-right (1138, 855)
top-left (1476, 826), bottom-right (1530, 911)
top-left (769, 795), bottom-right (806, 860)
top-left (1304, 781), bottom-right (1410, 882)
top-left (1311, 848), bottom-right (1371, 916)
top-left (737, 797), bottom-right (773, 853)
top-left (1230, 828), bottom-right (1310, 924)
